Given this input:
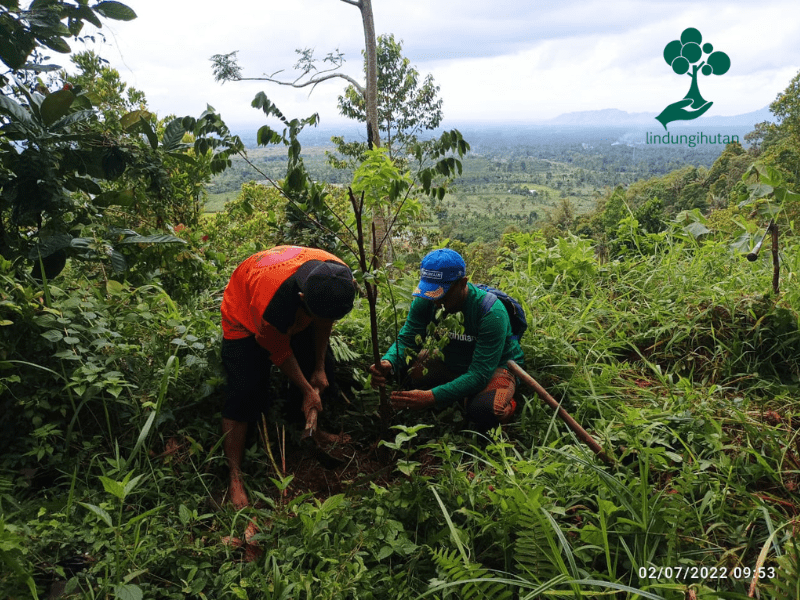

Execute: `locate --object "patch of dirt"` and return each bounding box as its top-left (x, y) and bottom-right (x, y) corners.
top-left (277, 438), bottom-right (394, 499)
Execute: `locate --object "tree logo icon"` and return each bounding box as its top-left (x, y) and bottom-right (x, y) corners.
top-left (656, 27), bottom-right (730, 130)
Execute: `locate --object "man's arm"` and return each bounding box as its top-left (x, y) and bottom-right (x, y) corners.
top-left (308, 318), bottom-right (334, 393)
top-left (278, 352), bottom-right (322, 417)
top-left (382, 297), bottom-right (433, 372)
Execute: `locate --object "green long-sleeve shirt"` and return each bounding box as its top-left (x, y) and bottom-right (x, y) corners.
top-left (382, 283), bottom-right (525, 408)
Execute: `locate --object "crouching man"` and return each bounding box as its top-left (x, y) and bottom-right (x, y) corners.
top-left (369, 249), bottom-right (524, 432)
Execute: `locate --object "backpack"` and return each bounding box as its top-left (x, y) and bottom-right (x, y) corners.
top-left (475, 284), bottom-right (528, 342)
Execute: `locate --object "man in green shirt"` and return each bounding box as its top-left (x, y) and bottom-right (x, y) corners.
top-left (369, 249), bottom-right (524, 431)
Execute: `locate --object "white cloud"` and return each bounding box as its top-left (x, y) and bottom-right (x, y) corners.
top-left (72, 0), bottom-right (800, 128)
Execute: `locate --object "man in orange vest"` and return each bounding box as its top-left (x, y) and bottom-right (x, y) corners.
top-left (220, 246), bottom-right (355, 508)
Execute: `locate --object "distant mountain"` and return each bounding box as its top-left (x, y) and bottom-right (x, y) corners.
top-left (548, 108), bottom-right (656, 126)
top-left (548, 106), bottom-right (776, 128)
top-left (698, 106), bottom-right (775, 127)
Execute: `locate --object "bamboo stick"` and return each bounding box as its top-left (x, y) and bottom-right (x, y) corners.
top-left (507, 360), bottom-right (614, 465)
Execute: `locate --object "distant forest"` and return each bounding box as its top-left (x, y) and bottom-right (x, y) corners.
top-left (208, 123), bottom-right (754, 242)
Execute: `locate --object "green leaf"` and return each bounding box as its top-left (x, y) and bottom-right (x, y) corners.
top-left (162, 117), bottom-right (187, 151)
top-left (110, 250), bottom-right (127, 273)
top-left (0, 94), bottom-right (33, 126)
top-left (28, 234), bottom-right (72, 259)
top-left (118, 234), bottom-right (186, 245)
top-left (40, 36), bottom-right (71, 54)
top-left (748, 183), bottom-right (774, 198)
top-left (165, 151), bottom-right (196, 166)
top-left (257, 125), bottom-right (283, 146)
top-left (94, 1), bottom-right (137, 21)
top-left (139, 118), bottom-right (158, 149)
top-left (93, 190), bottom-right (135, 207)
top-left (106, 280), bottom-right (125, 296)
top-left (122, 473), bottom-right (145, 496)
top-left (730, 232), bottom-right (752, 254)
top-left (40, 89), bottom-right (75, 126)
top-left (65, 175), bottom-right (102, 195)
top-left (50, 109), bottom-right (95, 131)
top-left (683, 221), bottom-right (711, 238)
top-left (120, 109), bottom-right (151, 131)
top-left (79, 502), bottom-right (113, 527)
top-left (41, 330), bottom-right (63, 343)
top-left (114, 583), bottom-right (143, 600)
top-left (319, 494), bottom-right (345, 514)
top-left (70, 238), bottom-right (91, 251)
top-left (178, 504), bottom-right (191, 525)
top-left (99, 476), bottom-right (125, 499)
top-left (19, 62), bottom-right (61, 73)
top-left (76, 5), bottom-right (102, 28)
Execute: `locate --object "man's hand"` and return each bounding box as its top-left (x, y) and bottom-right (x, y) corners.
top-left (390, 389), bottom-right (435, 410)
top-left (302, 387), bottom-right (323, 420)
top-left (369, 360), bottom-right (393, 388)
top-left (308, 369), bottom-right (329, 395)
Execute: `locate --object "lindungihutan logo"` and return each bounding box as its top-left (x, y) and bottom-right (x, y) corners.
top-left (656, 27), bottom-right (731, 130)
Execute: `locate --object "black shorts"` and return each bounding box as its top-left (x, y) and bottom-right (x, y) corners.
top-left (221, 326), bottom-right (337, 424)
top-left (220, 336), bottom-right (272, 423)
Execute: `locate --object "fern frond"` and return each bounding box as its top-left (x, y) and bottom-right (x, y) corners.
top-left (771, 538), bottom-right (799, 600)
top-left (429, 547), bottom-right (514, 600)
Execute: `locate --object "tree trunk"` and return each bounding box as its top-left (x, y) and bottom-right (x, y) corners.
top-left (357, 0), bottom-right (380, 151)
top-left (349, 0), bottom-right (388, 262)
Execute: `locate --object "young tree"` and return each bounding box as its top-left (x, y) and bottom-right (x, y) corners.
top-left (334, 34), bottom-right (443, 162)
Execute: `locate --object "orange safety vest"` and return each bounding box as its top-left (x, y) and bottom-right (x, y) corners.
top-left (221, 246), bottom-right (347, 365)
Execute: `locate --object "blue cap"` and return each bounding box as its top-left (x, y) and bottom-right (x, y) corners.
top-left (413, 249), bottom-right (466, 300)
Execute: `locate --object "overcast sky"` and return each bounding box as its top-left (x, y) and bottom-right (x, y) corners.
top-left (78, 0), bottom-right (800, 131)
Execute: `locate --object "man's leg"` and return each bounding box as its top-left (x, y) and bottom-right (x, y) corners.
top-left (222, 418), bottom-right (249, 509)
top-left (221, 337), bottom-right (272, 508)
top-left (464, 368), bottom-right (517, 432)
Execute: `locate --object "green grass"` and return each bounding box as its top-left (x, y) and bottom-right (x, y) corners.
top-left (5, 200), bottom-right (800, 598)
top-left (204, 190), bottom-right (238, 213)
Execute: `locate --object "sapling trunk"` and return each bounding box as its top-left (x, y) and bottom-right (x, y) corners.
top-left (348, 188), bottom-right (390, 428)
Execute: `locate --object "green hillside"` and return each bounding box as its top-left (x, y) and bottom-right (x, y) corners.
top-left (3, 4), bottom-right (800, 599)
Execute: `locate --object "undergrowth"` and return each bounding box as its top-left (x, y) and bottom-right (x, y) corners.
top-left (2, 215), bottom-right (799, 599)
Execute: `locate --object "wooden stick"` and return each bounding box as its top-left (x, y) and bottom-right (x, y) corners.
top-left (507, 360), bottom-right (614, 465)
top-left (770, 221), bottom-right (779, 295)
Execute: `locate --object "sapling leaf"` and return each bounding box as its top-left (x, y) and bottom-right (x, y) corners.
top-left (79, 502), bottom-right (113, 527)
top-left (114, 583), bottom-right (143, 600)
top-left (99, 476), bottom-right (125, 499)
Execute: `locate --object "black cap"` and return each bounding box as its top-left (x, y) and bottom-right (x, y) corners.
top-left (300, 261), bottom-right (355, 320)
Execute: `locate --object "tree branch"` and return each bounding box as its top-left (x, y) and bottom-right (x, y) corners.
top-left (235, 72), bottom-right (364, 96)
top-left (339, 0), bottom-right (361, 6)
top-left (234, 151), bottom-right (358, 259)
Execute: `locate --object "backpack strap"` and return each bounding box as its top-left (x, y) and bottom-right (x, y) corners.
top-left (479, 291), bottom-right (498, 317)
top-left (479, 291), bottom-right (522, 342)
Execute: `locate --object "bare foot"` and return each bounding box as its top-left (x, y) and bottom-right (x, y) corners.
top-left (313, 429), bottom-right (352, 446)
top-left (229, 477), bottom-right (249, 509)
top-left (221, 535), bottom-right (262, 562)
top-left (221, 535), bottom-right (244, 549)
top-left (244, 520), bottom-right (259, 544)
top-left (243, 542), bottom-right (263, 563)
